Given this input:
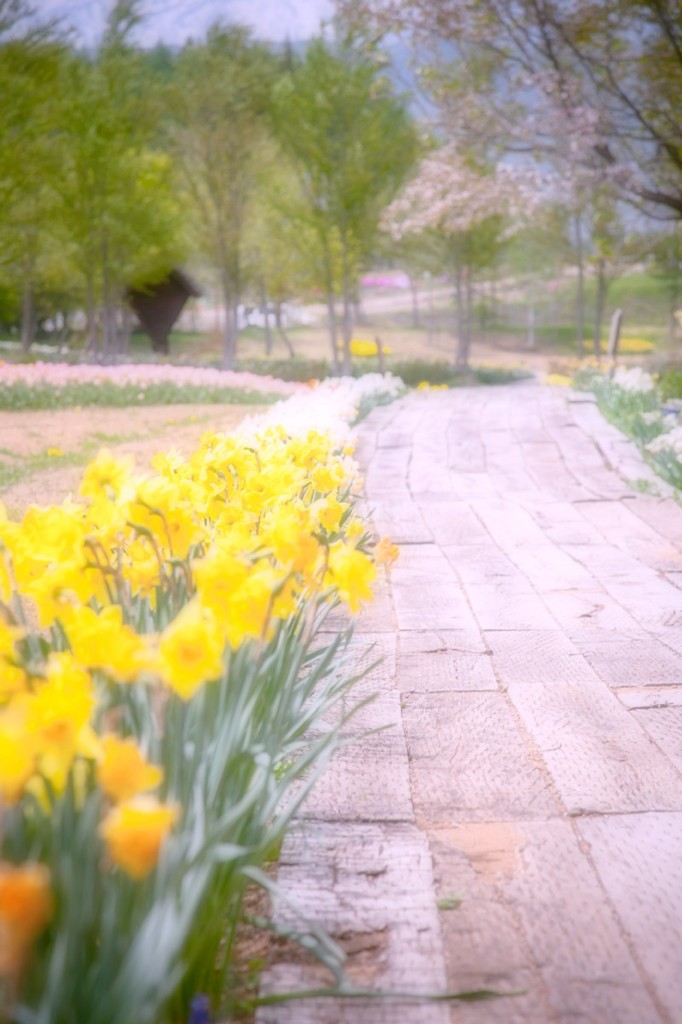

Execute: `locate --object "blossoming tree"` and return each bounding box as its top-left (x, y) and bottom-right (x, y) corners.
top-left (385, 144), bottom-right (543, 366)
top-left (339, 0), bottom-right (682, 220)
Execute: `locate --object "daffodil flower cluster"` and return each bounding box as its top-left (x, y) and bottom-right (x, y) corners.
top-left (0, 404), bottom-right (399, 1014)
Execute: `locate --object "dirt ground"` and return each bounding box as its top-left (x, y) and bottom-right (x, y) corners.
top-left (0, 403), bottom-right (266, 518)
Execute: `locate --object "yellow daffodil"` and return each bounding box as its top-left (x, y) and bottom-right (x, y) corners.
top-left (61, 605), bottom-right (151, 683)
top-left (100, 797), bottom-right (179, 879)
top-left (80, 448), bottom-right (134, 501)
top-left (158, 599), bottom-right (225, 700)
top-left (22, 558), bottom-right (96, 628)
top-left (26, 653), bottom-right (98, 789)
top-left (97, 735), bottom-right (163, 803)
top-left (0, 862), bottom-right (52, 976)
top-left (0, 617), bottom-right (26, 701)
top-left (0, 702), bottom-right (36, 804)
top-left (326, 541), bottom-right (376, 613)
top-left (127, 478), bottom-right (199, 559)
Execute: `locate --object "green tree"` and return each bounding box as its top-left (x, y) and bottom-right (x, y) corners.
top-left (53, 2), bottom-right (185, 359)
top-left (171, 25), bottom-right (275, 369)
top-left (271, 34), bottom-right (418, 374)
top-left (0, 1), bottom-right (66, 347)
top-left (650, 225), bottom-right (682, 344)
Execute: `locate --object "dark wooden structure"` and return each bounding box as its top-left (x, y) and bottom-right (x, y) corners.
top-left (128, 269), bottom-right (201, 354)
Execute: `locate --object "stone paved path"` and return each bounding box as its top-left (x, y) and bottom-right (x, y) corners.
top-left (258, 382), bottom-right (682, 1024)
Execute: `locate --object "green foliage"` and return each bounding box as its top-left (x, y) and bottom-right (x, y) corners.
top-left (389, 359), bottom-right (532, 387)
top-left (5, 610), bottom-right (370, 1023)
top-left (236, 357), bottom-right (332, 382)
top-left (0, 380), bottom-right (278, 411)
top-left (171, 25), bottom-right (277, 369)
top-left (471, 365), bottom-right (533, 385)
top-left (270, 34), bottom-right (419, 371)
top-left (659, 370), bottom-right (682, 400)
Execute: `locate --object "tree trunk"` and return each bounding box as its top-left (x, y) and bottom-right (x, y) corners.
top-left (84, 278), bottom-right (98, 356)
top-left (325, 292), bottom-right (340, 374)
top-left (221, 272), bottom-right (238, 370)
top-left (575, 213), bottom-right (585, 357)
top-left (667, 264), bottom-right (675, 344)
top-left (409, 276), bottom-right (421, 328)
top-left (376, 335), bottom-right (386, 375)
top-left (464, 266), bottom-right (473, 366)
top-left (454, 260), bottom-right (467, 369)
top-left (524, 296), bottom-right (536, 352)
top-left (20, 281), bottom-right (35, 352)
top-left (259, 279), bottom-right (273, 356)
top-left (120, 304), bottom-right (132, 357)
top-left (340, 239), bottom-right (353, 376)
top-left (274, 302), bottom-right (295, 358)
top-left (353, 292), bottom-right (365, 327)
top-left (593, 258), bottom-right (608, 360)
top-left (490, 266), bottom-right (497, 321)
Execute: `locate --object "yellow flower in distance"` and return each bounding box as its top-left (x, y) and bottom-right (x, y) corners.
top-left (0, 862), bottom-right (52, 976)
top-left (100, 797), bottom-right (179, 879)
top-left (159, 599), bottom-right (225, 699)
top-left (374, 537), bottom-right (399, 570)
top-left (97, 735), bottom-right (163, 803)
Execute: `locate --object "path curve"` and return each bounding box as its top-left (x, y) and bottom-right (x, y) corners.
top-left (259, 381), bottom-right (682, 1023)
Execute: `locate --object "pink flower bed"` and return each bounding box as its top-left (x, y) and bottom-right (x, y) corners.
top-left (0, 361), bottom-right (303, 396)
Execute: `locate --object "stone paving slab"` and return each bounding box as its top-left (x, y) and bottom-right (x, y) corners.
top-left (258, 822), bottom-right (450, 1024)
top-left (568, 628), bottom-right (682, 686)
top-left (628, 493), bottom-right (682, 547)
top-left (578, 812), bottom-right (682, 1022)
top-left (397, 629), bottom-right (498, 692)
top-left (433, 820), bottom-right (663, 1023)
top-left (402, 691), bottom-right (559, 823)
top-left (417, 503), bottom-right (492, 546)
top-left (298, 726), bottom-right (414, 823)
top-left (577, 499), bottom-right (682, 573)
top-left (541, 586), bottom-right (643, 633)
top-left (391, 545), bottom-right (479, 632)
top-left (508, 677), bottom-right (682, 814)
top-left (484, 629), bottom-right (599, 685)
top-left (464, 582), bottom-right (559, 631)
top-left (369, 499), bottom-right (433, 544)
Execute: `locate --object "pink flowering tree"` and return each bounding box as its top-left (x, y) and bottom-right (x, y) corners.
top-left (384, 145), bottom-right (544, 366)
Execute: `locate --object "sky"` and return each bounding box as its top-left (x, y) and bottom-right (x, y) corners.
top-left (39, 0), bottom-right (335, 47)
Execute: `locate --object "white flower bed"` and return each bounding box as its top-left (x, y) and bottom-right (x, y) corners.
top-left (647, 426), bottom-right (682, 457)
top-left (612, 367), bottom-right (656, 393)
top-left (239, 373), bottom-right (405, 443)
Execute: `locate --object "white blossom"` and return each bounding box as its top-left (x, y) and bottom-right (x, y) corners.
top-left (612, 367), bottom-right (656, 394)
